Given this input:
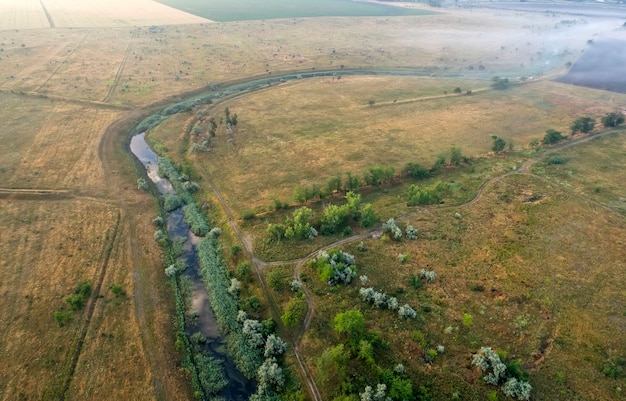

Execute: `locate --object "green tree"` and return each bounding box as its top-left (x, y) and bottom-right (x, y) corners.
top-left (359, 203), bottom-right (378, 228)
top-left (453, 87), bottom-right (462, 94)
top-left (449, 146), bottom-right (463, 165)
top-left (571, 116), bottom-right (595, 134)
top-left (333, 310), bottom-right (365, 348)
top-left (326, 175), bottom-right (343, 195)
top-left (402, 162), bottom-right (430, 179)
top-left (542, 128), bottom-right (565, 145)
top-left (491, 135), bottom-right (507, 153)
top-left (293, 186), bottom-right (306, 204)
top-left (317, 344), bottom-right (350, 399)
top-left (601, 112), bottom-right (625, 127)
top-left (345, 172), bottom-right (361, 192)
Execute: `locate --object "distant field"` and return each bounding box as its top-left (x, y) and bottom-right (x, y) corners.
top-left (0, 0), bottom-right (209, 30)
top-left (154, 0), bottom-right (436, 21)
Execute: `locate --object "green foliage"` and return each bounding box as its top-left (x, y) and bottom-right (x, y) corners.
top-left (472, 346), bottom-right (532, 399)
top-left (285, 207), bottom-right (316, 239)
top-left (602, 357), bottom-right (626, 379)
top-left (570, 116), bottom-right (595, 134)
top-left (164, 194), bottom-right (183, 212)
top-left (449, 146), bottom-right (463, 166)
top-left (491, 135), bottom-right (507, 153)
top-left (197, 237), bottom-right (264, 378)
top-left (311, 249), bottom-right (357, 285)
top-left (317, 344), bottom-right (350, 397)
top-left (183, 204), bottom-right (211, 236)
top-left (430, 154), bottom-right (447, 172)
top-left (462, 313), bottom-right (473, 326)
top-left (54, 310), bottom-right (73, 327)
top-left (109, 283), bottom-right (125, 297)
top-left (268, 269), bottom-right (287, 291)
top-left (542, 129), bottom-right (565, 145)
top-left (407, 182), bottom-right (443, 206)
top-left (364, 165), bottom-right (394, 186)
top-left (333, 310), bottom-right (365, 347)
top-left (546, 156), bottom-right (567, 165)
top-left (402, 162), bottom-right (430, 180)
top-left (64, 281), bottom-right (92, 311)
top-left (601, 112), bottom-right (625, 127)
top-left (359, 203), bottom-right (378, 228)
top-left (281, 297), bottom-right (307, 327)
top-left (137, 177), bottom-right (149, 191)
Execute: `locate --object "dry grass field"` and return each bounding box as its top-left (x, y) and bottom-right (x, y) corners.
top-left (164, 77), bottom-right (626, 217)
top-left (1, 1), bottom-right (625, 400)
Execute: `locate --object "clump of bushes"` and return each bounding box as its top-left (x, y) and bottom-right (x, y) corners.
top-left (311, 249), bottom-right (357, 286)
top-left (472, 347), bottom-right (532, 400)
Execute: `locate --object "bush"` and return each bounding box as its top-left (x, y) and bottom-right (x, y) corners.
top-left (311, 249), bottom-right (357, 286)
top-left (491, 135), bottom-right (507, 153)
top-left (164, 194), bottom-right (183, 212)
top-left (419, 269), bottom-right (437, 282)
top-left (546, 156), bottom-right (567, 165)
top-left (571, 116), bottom-right (595, 134)
top-left (382, 218), bottom-right (402, 240)
top-left (542, 129), bottom-right (565, 145)
top-left (601, 112), bottom-right (625, 127)
top-left (54, 310), bottom-right (73, 327)
top-left (281, 297), bottom-right (307, 327)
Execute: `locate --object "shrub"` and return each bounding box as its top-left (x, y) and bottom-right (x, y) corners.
top-left (137, 177), bottom-right (149, 190)
top-left (491, 135), bottom-right (507, 153)
top-left (502, 378), bottom-right (532, 400)
top-left (405, 225), bottom-right (418, 239)
top-left (382, 218), bottom-right (402, 240)
top-left (571, 116), bottom-right (595, 134)
top-left (311, 249), bottom-right (357, 286)
top-left (601, 112), bottom-right (625, 127)
top-left (183, 204), bottom-right (211, 236)
top-left (164, 194), bottom-right (183, 212)
top-left (542, 129), bottom-right (565, 145)
top-left (281, 297), bottom-right (307, 327)
top-left (419, 269), bottom-right (437, 282)
top-left (547, 156), bottom-right (567, 165)
top-left (398, 304), bottom-right (417, 319)
top-left (407, 182), bottom-right (443, 206)
top-left (54, 310), bottom-right (73, 327)
top-left (398, 253), bottom-right (410, 264)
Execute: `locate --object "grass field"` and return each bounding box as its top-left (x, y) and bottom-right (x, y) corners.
top-left (158, 76), bottom-right (626, 217)
top-left (297, 173), bottom-right (626, 400)
top-left (155, 0), bottom-right (436, 22)
top-left (1, 1), bottom-right (625, 400)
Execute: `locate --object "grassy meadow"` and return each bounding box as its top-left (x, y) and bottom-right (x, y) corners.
top-left (160, 76), bottom-right (626, 218)
top-left (0, 1), bottom-right (625, 400)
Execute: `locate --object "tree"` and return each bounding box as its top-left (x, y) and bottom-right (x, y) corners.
top-left (326, 175), bottom-right (343, 195)
top-left (293, 186), bottom-right (306, 204)
top-left (491, 135), bottom-right (506, 153)
top-left (333, 310), bottom-right (365, 347)
top-left (491, 76), bottom-right (510, 89)
top-left (402, 162), bottom-right (430, 180)
top-left (542, 128), bottom-right (565, 145)
top-left (453, 87), bottom-right (462, 94)
top-left (345, 172), bottom-right (362, 192)
top-left (571, 116), bottom-right (595, 134)
top-left (359, 203), bottom-right (378, 228)
top-left (601, 112), bottom-right (625, 127)
top-left (449, 146), bottom-right (463, 165)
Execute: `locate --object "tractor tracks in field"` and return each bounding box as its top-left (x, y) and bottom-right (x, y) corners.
top-left (103, 29), bottom-right (138, 103)
top-left (57, 211), bottom-right (121, 401)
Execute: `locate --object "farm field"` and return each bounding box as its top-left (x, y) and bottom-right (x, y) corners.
top-left (154, 0), bottom-right (437, 22)
top-left (1, 1), bottom-right (626, 401)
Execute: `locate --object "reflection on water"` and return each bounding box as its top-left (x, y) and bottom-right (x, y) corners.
top-left (130, 132), bottom-right (254, 400)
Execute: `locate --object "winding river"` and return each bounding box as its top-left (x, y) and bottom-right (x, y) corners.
top-left (129, 133), bottom-right (254, 401)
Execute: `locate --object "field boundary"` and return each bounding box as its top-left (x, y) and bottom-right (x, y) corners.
top-left (103, 29), bottom-right (138, 103)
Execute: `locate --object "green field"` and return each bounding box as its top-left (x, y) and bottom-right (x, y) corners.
top-left (155, 0), bottom-right (437, 21)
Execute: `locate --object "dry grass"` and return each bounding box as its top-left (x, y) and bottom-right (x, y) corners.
top-left (536, 128), bottom-right (626, 213)
top-left (0, 93), bottom-right (122, 193)
top-left (178, 77), bottom-right (626, 217)
top-left (0, 199), bottom-right (119, 399)
top-left (1, 7), bottom-right (615, 106)
top-left (300, 173), bottom-right (626, 400)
